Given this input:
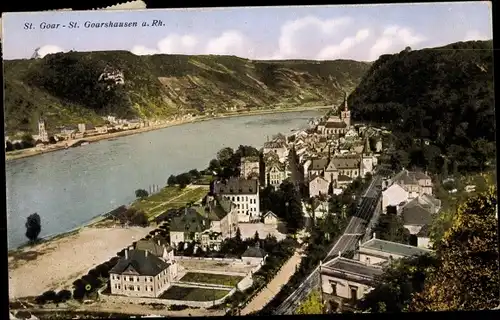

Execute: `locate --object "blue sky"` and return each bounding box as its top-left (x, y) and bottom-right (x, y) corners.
top-left (2, 2), bottom-right (492, 61)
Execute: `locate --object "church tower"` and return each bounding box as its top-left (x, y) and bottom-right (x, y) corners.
top-left (340, 91), bottom-right (351, 127)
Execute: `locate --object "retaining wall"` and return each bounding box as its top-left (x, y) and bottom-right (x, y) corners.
top-left (98, 287), bottom-right (236, 308)
top-left (175, 256), bottom-right (242, 263)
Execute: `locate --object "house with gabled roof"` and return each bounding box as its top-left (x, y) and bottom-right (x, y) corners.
top-left (309, 175), bottom-right (330, 198)
top-left (391, 169), bottom-right (433, 198)
top-left (109, 249), bottom-right (173, 298)
top-left (169, 196), bottom-right (238, 249)
top-left (400, 202), bottom-right (434, 236)
top-left (265, 160), bottom-right (290, 188)
top-left (263, 210), bottom-right (279, 225)
top-left (381, 183), bottom-right (410, 213)
top-left (242, 243), bottom-right (267, 265)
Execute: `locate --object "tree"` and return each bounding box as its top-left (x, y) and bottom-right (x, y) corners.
top-left (176, 173), bottom-right (192, 189)
top-left (207, 158), bottom-right (221, 173)
top-left (410, 187), bottom-right (499, 311)
top-left (235, 227), bottom-right (242, 243)
top-left (167, 175), bottom-right (177, 186)
top-left (188, 169), bottom-right (201, 179)
top-left (253, 231), bottom-right (260, 244)
top-left (217, 147), bottom-right (234, 167)
top-left (372, 214), bottom-right (409, 244)
top-left (135, 189), bottom-right (149, 199)
top-left (295, 290), bottom-right (324, 314)
top-left (25, 213), bottom-right (41, 243)
top-left (21, 134), bottom-right (35, 149)
top-left (5, 141), bottom-right (13, 151)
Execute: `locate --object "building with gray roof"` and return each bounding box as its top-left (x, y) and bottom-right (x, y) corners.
top-left (109, 249), bottom-right (174, 298)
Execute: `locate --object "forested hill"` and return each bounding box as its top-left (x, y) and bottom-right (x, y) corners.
top-left (348, 40), bottom-right (495, 174)
top-left (3, 51), bottom-right (370, 135)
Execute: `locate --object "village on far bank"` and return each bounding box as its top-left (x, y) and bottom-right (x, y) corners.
top-left (9, 96), bottom-right (491, 319)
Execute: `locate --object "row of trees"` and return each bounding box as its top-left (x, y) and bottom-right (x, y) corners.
top-left (357, 187), bottom-right (499, 312)
top-left (167, 169), bottom-right (204, 188)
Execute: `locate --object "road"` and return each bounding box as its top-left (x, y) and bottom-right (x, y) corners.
top-left (272, 174), bottom-right (383, 315)
top-left (240, 250), bottom-right (303, 315)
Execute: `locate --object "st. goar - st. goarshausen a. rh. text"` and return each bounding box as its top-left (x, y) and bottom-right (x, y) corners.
top-left (24, 20), bottom-right (166, 30)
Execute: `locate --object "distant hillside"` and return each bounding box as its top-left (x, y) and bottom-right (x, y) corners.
top-left (3, 51), bottom-right (370, 135)
top-left (348, 40), bottom-right (495, 173)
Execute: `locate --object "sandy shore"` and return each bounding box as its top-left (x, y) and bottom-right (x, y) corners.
top-left (8, 225), bottom-right (154, 299)
top-left (5, 106), bottom-right (329, 161)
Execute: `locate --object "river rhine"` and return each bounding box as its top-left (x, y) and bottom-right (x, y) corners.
top-left (6, 110), bottom-right (323, 250)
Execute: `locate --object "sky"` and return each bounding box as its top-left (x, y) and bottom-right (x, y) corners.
top-left (1, 2), bottom-right (493, 61)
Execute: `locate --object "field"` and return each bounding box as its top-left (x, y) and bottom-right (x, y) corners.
top-left (160, 286), bottom-right (230, 301)
top-left (131, 186), bottom-right (209, 220)
top-left (179, 272), bottom-right (243, 287)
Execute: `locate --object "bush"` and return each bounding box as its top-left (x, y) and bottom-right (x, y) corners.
top-left (73, 287), bottom-right (85, 300)
top-left (35, 295), bottom-right (47, 305)
top-left (88, 268), bottom-right (99, 278)
top-left (42, 290), bottom-right (57, 301)
top-left (56, 289), bottom-right (72, 302)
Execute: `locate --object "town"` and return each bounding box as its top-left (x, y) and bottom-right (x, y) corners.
top-left (11, 91), bottom-right (490, 319)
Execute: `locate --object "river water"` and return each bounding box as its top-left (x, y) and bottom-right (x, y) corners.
top-left (6, 110), bottom-right (323, 249)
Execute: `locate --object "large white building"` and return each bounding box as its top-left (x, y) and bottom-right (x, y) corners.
top-left (109, 239), bottom-right (177, 298)
top-left (214, 178), bottom-right (260, 222)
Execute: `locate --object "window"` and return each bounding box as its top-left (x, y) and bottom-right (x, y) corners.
top-left (118, 285), bottom-right (121, 290)
top-left (329, 281), bottom-right (337, 295)
top-left (350, 286), bottom-right (358, 301)
top-left (237, 196), bottom-right (240, 201)
top-left (365, 257), bottom-right (371, 265)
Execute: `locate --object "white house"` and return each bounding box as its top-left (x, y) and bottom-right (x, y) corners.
top-left (214, 178), bottom-right (260, 222)
top-left (309, 175), bottom-right (330, 198)
top-left (381, 183), bottom-right (409, 213)
top-left (416, 225), bottom-right (432, 249)
top-left (263, 211), bottom-right (279, 225)
top-left (109, 249), bottom-right (173, 298)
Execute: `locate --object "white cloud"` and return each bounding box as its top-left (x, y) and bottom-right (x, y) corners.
top-left (130, 17), bottom-right (431, 62)
top-left (463, 30), bottom-right (490, 41)
top-left (369, 25), bottom-right (426, 61)
top-left (36, 45), bottom-right (65, 58)
top-left (131, 31), bottom-right (254, 57)
top-left (205, 30), bottom-right (253, 57)
top-left (273, 16), bottom-right (352, 59)
top-left (317, 28), bottom-right (370, 60)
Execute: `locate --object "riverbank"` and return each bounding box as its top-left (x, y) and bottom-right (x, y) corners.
top-left (8, 225), bottom-right (155, 299)
top-left (5, 105), bottom-right (329, 161)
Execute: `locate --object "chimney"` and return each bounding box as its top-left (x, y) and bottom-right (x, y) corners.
top-left (125, 249), bottom-right (128, 259)
top-left (158, 239), bottom-right (161, 246)
top-left (338, 251), bottom-right (342, 258)
top-left (373, 232), bottom-right (376, 239)
top-left (358, 240), bottom-right (361, 247)
top-left (145, 250), bottom-right (148, 257)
